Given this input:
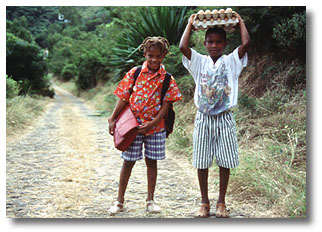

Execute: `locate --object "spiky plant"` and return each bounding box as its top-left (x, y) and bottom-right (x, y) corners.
top-left (107, 6), bottom-right (191, 80)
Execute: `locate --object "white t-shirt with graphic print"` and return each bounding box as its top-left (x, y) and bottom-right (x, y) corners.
top-left (182, 47), bottom-right (248, 115)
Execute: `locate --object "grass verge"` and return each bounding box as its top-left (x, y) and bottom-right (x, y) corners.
top-left (6, 95), bottom-right (51, 141)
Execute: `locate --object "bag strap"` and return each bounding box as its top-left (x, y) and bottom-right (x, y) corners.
top-left (161, 72), bottom-right (171, 106)
top-left (129, 66), bottom-right (142, 96)
top-left (133, 66), bottom-right (142, 82)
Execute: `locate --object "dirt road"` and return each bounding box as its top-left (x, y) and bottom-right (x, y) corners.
top-left (6, 85), bottom-right (252, 218)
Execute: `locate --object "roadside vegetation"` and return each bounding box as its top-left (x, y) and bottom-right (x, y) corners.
top-left (6, 75), bottom-right (51, 140)
top-left (7, 6), bottom-right (306, 217)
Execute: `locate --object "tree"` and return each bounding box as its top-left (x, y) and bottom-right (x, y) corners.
top-left (58, 6), bottom-right (82, 26)
top-left (6, 6), bottom-right (59, 48)
top-left (6, 17), bottom-right (33, 43)
top-left (6, 33), bottom-right (48, 95)
top-left (272, 12), bottom-right (306, 60)
top-left (233, 6), bottom-right (305, 56)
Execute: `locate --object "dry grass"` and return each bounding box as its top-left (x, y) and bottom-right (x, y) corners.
top-left (231, 87), bottom-right (306, 218)
top-left (6, 95), bottom-right (52, 143)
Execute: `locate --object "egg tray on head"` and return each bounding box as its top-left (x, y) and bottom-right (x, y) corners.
top-left (193, 8), bottom-right (239, 32)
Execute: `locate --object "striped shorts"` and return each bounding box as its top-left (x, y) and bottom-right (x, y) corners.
top-left (121, 131), bottom-right (166, 161)
top-left (193, 110), bottom-right (239, 169)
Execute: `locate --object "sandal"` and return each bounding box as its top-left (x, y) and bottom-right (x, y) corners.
top-left (195, 203), bottom-right (210, 218)
top-left (146, 200), bottom-right (161, 213)
top-left (216, 203), bottom-right (229, 218)
top-left (108, 201), bottom-right (124, 215)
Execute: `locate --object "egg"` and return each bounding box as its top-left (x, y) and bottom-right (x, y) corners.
top-left (225, 8), bottom-right (233, 18)
top-left (197, 10), bottom-right (205, 20)
top-left (219, 9), bottom-right (225, 20)
top-left (211, 9), bottom-right (219, 19)
top-left (205, 10), bottom-right (212, 20)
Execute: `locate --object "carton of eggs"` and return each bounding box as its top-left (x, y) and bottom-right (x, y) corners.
top-left (193, 8), bottom-right (239, 32)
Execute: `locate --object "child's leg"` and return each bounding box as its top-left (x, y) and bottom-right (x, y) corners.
top-left (145, 157), bottom-right (157, 201)
top-left (117, 160), bottom-right (136, 203)
top-left (197, 168), bottom-right (209, 204)
top-left (195, 168), bottom-right (210, 217)
top-left (216, 166), bottom-right (230, 218)
top-left (143, 131), bottom-right (166, 201)
top-left (218, 166), bottom-right (230, 204)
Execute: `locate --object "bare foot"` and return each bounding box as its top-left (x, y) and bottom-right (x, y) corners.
top-left (216, 203), bottom-right (229, 218)
top-left (195, 203), bottom-right (210, 218)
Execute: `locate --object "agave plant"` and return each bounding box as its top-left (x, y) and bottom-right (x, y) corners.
top-left (107, 6), bottom-right (191, 80)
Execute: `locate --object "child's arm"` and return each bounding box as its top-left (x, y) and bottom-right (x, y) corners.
top-left (236, 13), bottom-right (251, 59)
top-left (179, 14), bottom-right (196, 60)
top-left (108, 99), bottom-right (128, 135)
top-left (138, 101), bottom-right (171, 135)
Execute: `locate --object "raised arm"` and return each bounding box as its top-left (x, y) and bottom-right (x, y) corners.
top-left (235, 13), bottom-right (251, 59)
top-left (179, 14), bottom-right (196, 60)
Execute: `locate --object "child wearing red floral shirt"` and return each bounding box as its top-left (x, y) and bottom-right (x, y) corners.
top-left (108, 36), bottom-right (182, 215)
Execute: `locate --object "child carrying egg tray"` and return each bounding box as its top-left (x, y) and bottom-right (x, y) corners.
top-left (193, 8), bottom-right (239, 32)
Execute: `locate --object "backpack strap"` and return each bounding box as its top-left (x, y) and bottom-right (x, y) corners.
top-left (133, 66), bottom-right (142, 82)
top-left (161, 72), bottom-right (172, 105)
top-left (129, 66), bottom-right (142, 96)
top-left (161, 72), bottom-right (174, 138)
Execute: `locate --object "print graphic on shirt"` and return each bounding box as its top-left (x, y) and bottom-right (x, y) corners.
top-left (198, 62), bottom-right (231, 114)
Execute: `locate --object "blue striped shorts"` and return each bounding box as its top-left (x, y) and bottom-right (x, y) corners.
top-left (121, 131), bottom-right (166, 161)
top-left (193, 111), bottom-right (239, 169)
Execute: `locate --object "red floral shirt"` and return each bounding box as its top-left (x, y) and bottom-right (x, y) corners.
top-left (114, 61), bottom-right (182, 135)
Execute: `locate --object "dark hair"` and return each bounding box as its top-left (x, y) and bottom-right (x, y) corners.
top-left (205, 27), bottom-right (227, 41)
top-left (139, 36), bottom-right (170, 55)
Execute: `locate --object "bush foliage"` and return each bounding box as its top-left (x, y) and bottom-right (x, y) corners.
top-left (6, 75), bottom-right (20, 99)
top-left (6, 32), bottom-right (48, 95)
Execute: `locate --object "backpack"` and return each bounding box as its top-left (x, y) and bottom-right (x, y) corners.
top-left (131, 67), bottom-right (175, 138)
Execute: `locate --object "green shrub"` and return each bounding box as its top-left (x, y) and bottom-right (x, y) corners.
top-left (61, 63), bottom-right (78, 81)
top-left (76, 51), bottom-right (103, 90)
top-left (163, 45), bottom-right (188, 78)
top-left (6, 75), bottom-right (20, 98)
top-left (272, 12), bottom-right (306, 58)
top-left (6, 32), bottom-right (48, 94)
top-left (238, 91), bottom-right (257, 112)
top-left (47, 36), bottom-right (73, 76)
top-left (175, 75), bottom-right (195, 101)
